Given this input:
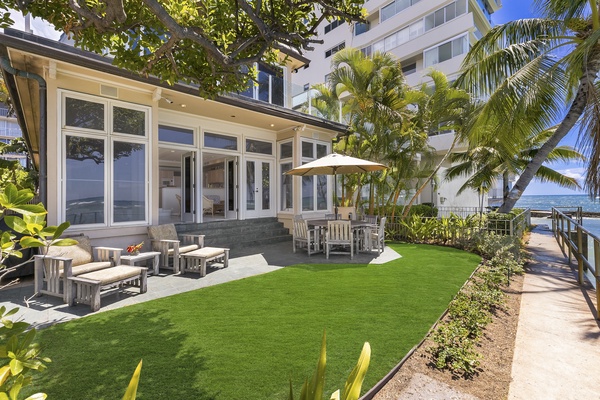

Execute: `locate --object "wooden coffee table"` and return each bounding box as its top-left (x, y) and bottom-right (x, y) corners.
top-left (120, 251), bottom-right (161, 275)
top-left (180, 247), bottom-right (229, 277)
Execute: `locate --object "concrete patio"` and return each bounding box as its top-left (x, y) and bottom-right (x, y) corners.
top-left (0, 241), bottom-right (401, 329)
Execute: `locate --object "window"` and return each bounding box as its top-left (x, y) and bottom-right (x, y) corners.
top-left (62, 93), bottom-right (149, 227)
top-left (355, 22), bottom-right (370, 36)
top-left (204, 132), bottom-right (238, 150)
top-left (301, 140), bottom-right (329, 211)
top-left (402, 63), bottom-right (417, 75)
top-left (381, 0), bottom-right (421, 22)
top-left (65, 97), bottom-right (104, 131)
top-left (360, 46), bottom-right (372, 57)
top-left (246, 138), bottom-right (273, 155)
top-left (424, 35), bottom-right (468, 67)
top-left (424, 0), bottom-right (467, 32)
top-left (325, 42), bottom-right (345, 58)
top-left (279, 140), bottom-right (293, 211)
top-left (324, 18), bottom-right (343, 34)
top-left (158, 125), bottom-right (194, 145)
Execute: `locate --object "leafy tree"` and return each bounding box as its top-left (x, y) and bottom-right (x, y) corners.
top-left (0, 0), bottom-right (364, 97)
top-left (457, 0), bottom-right (600, 212)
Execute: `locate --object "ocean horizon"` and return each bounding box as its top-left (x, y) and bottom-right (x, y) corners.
top-left (515, 194), bottom-right (600, 213)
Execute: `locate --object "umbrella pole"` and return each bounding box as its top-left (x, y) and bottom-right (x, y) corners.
top-left (334, 172), bottom-right (338, 219)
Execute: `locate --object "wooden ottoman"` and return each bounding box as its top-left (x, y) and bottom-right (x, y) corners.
top-left (68, 266), bottom-right (147, 312)
top-left (180, 247), bottom-right (229, 277)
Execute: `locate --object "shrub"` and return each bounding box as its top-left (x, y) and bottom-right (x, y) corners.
top-left (428, 321), bottom-right (481, 377)
top-left (408, 203), bottom-right (438, 218)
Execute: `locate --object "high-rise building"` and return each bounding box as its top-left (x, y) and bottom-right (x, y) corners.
top-left (292, 0), bottom-right (504, 208)
top-left (0, 103), bottom-right (27, 167)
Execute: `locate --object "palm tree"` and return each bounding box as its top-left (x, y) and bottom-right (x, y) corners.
top-left (312, 48), bottom-right (427, 213)
top-left (445, 126), bottom-right (585, 203)
top-left (457, 1), bottom-right (600, 212)
top-left (400, 70), bottom-right (472, 217)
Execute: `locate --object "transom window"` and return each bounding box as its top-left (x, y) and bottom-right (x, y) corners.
top-left (204, 132), bottom-right (238, 150)
top-left (246, 138), bottom-right (273, 155)
top-left (61, 92), bottom-right (149, 227)
top-left (159, 124), bottom-right (194, 145)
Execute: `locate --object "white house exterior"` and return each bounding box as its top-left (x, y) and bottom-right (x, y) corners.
top-left (292, 0), bottom-right (504, 209)
top-left (0, 29), bottom-right (346, 247)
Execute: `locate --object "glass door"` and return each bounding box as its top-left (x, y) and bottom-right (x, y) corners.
top-left (245, 158), bottom-right (273, 218)
top-left (181, 152), bottom-right (195, 222)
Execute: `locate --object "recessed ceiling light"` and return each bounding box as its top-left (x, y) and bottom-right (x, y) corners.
top-left (270, 123), bottom-right (275, 127)
top-left (170, 150), bottom-right (175, 153)
top-left (181, 104), bottom-right (186, 108)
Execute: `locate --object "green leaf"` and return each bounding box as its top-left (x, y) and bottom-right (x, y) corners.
top-left (53, 222), bottom-right (70, 240)
top-left (50, 238), bottom-right (78, 247)
top-left (4, 217), bottom-right (27, 234)
top-left (340, 342), bottom-right (371, 400)
top-left (24, 393), bottom-right (47, 400)
top-left (122, 360), bottom-right (142, 400)
top-left (0, 366), bottom-right (10, 386)
top-left (19, 237), bottom-right (45, 248)
top-left (10, 204), bottom-right (47, 216)
top-left (9, 359), bottom-right (23, 375)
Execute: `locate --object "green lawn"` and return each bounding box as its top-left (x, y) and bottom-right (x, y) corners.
top-left (31, 243), bottom-right (480, 399)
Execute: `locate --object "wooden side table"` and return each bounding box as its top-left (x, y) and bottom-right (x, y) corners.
top-left (120, 251), bottom-right (161, 275)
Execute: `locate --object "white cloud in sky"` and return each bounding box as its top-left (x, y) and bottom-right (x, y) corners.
top-left (7, 11), bottom-right (62, 40)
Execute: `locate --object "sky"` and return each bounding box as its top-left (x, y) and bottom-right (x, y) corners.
top-left (6, 3), bottom-right (588, 196)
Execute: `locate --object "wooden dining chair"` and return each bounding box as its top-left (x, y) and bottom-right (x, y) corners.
top-left (325, 220), bottom-right (353, 259)
top-left (293, 219), bottom-right (321, 256)
top-left (370, 216), bottom-right (386, 254)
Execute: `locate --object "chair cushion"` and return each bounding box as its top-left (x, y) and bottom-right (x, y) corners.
top-left (147, 224), bottom-right (178, 241)
top-left (77, 266), bottom-right (143, 285)
top-left (61, 261), bottom-right (112, 277)
top-left (167, 244), bottom-right (199, 255)
top-left (44, 235), bottom-right (93, 267)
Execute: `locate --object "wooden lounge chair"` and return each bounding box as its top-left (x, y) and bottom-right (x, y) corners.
top-left (34, 235), bottom-right (122, 302)
top-left (147, 223), bottom-right (204, 273)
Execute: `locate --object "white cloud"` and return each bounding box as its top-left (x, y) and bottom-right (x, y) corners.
top-left (556, 167), bottom-right (586, 181)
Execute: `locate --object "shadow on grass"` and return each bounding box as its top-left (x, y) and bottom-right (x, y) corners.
top-left (285, 263), bottom-right (370, 272)
top-left (30, 308), bottom-right (217, 400)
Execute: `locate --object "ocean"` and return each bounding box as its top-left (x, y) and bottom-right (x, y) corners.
top-left (518, 194), bottom-right (600, 238)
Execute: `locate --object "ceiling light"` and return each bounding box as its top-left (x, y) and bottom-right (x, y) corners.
top-left (180, 104), bottom-right (187, 108)
top-left (270, 124), bottom-right (275, 127)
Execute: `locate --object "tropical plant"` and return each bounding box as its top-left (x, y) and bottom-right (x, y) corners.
top-left (289, 332), bottom-right (370, 400)
top-left (0, 0), bottom-right (364, 97)
top-left (0, 306), bottom-right (50, 400)
top-left (445, 125), bottom-right (585, 204)
top-left (457, 1), bottom-right (600, 212)
top-left (0, 183), bottom-right (74, 286)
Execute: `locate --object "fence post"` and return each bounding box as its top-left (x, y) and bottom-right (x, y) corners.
top-left (567, 219), bottom-right (572, 265)
top-left (509, 219), bottom-right (514, 236)
top-left (577, 225), bottom-right (584, 285)
top-left (595, 241), bottom-right (600, 320)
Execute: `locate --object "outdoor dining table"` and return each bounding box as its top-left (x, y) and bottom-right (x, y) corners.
top-left (306, 219), bottom-right (375, 253)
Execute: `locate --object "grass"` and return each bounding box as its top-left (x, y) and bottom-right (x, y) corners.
top-left (30, 243), bottom-right (480, 399)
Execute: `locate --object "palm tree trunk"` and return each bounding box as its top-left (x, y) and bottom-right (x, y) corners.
top-left (402, 134), bottom-right (459, 217)
top-left (499, 60), bottom-right (600, 213)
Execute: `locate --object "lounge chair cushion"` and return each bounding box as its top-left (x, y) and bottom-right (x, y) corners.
top-left (61, 261), bottom-right (113, 277)
top-left (147, 224), bottom-right (178, 241)
top-left (43, 235), bottom-right (93, 267)
top-left (166, 244), bottom-right (199, 255)
top-left (77, 266), bottom-right (143, 286)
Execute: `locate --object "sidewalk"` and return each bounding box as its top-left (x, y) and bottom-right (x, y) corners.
top-left (508, 224), bottom-right (600, 399)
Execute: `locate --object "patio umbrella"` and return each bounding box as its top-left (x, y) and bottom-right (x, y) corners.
top-left (285, 153), bottom-right (387, 218)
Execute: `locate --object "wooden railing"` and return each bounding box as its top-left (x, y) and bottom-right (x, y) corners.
top-left (551, 207), bottom-right (599, 319)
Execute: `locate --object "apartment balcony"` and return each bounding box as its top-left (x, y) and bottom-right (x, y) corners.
top-left (0, 128), bottom-right (23, 138)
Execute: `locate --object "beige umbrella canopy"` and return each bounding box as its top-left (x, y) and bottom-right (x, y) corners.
top-left (285, 153), bottom-right (387, 217)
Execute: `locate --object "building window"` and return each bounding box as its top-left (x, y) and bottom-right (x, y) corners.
top-left (278, 140), bottom-right (293, 211)
top-left (204, 132), bottom-right (238, 150)
top-left (401, 63), bottom-right (417, 75)
top-left (62, 93), bottom-right (149, 227)
top-left (302, 140), bottom-right (329, 212)
top-left (360, 46), bottom-right (372, 57)
top-left (424, 35), bottom-right (468, 67)
top-left (424, 0), bottom-right (467, 32)
top-left (246, 138), bottom-right (273, 155)
top-left (355, 22), bottom-right (370, 36)
top-left (381, 0), bottom-right (422, 23)
top-left (324, 18), bottom-right (343, 34)
top-left (325, 42), bottom-right (345, 58)
top-left (158, 125), bottom-right (194, 145)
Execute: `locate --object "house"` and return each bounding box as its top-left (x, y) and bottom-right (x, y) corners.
top-left (291, 0), bottom-right (505, 209)
top-left (0, 103), bottom-right (27, 166)
top-left (0, 28), bottom-right (346, 247)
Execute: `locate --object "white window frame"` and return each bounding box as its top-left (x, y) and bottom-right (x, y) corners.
top-left (59, 90), bottom-right (151, 228)
top-left (158, 123), bottom-right (197, 148)
top-left (300, 139), bottom-right (330, 212)
top-left (423, 33), bottom-right (468, 68)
